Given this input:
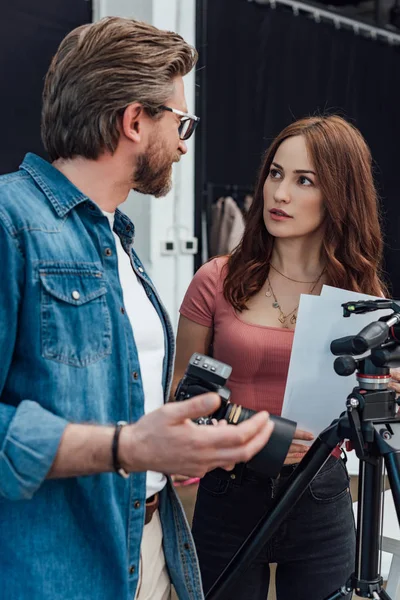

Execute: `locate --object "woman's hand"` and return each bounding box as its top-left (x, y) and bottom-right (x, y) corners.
top-left (172, 474), bottom-right (200, 486)
top-left (284, 428), bottom-right (314, 465)
top-left (389, 368), bottom-right (400, 396)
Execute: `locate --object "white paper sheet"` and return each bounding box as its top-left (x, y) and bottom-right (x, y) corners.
top-left (281, 286), bottom-right (390, 448)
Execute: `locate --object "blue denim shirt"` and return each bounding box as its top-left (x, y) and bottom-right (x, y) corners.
top-left (0, 154), bottom-right (204, 600)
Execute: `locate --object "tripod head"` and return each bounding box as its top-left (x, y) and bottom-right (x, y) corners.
top-left (330, 299), bottom-right (400, 462)
top-left (331, 299), bottom-right (400, 376)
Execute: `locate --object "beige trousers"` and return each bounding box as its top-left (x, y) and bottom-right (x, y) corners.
top-left (134, 509), bottom-right (171, 600)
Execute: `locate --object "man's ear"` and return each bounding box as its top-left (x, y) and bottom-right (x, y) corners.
top-left (121, 103), bottom-right (144, 143)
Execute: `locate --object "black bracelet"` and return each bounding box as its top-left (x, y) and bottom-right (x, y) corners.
top-left (112, 421), bottom-right (129, 478)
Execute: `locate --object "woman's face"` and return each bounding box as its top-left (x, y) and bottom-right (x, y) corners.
top-left (263, 135), bottom-right (325, 240)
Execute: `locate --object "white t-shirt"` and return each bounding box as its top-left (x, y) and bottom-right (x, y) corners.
top-left (104, 211), bottom-right (166, 498)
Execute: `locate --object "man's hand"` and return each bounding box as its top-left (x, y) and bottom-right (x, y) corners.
top-left (283, 428), bottom-right (314, 465)
top-left (119, 393), bottom-right (274, 478)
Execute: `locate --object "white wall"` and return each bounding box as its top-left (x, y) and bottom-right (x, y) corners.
top-left (93, 0), bottom-right (197, 330)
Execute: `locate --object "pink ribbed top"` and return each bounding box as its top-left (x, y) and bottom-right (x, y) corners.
top-left (180, 257), bottom-right (294, 415)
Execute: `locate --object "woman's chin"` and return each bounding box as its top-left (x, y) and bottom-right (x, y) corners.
top-left (265, 222), bottom-right (295, 238)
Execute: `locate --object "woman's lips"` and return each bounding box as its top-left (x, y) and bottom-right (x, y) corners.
top-left (269, 209), bottom-right (292, 221)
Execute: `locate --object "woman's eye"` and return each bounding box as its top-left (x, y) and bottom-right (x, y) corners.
top-left (299, 176), bottom-right (313, 186)
top-left (270, 169), bottom-right (282, 179)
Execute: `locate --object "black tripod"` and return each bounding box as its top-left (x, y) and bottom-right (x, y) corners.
top-left (206, 299), bottom-right (400, 600)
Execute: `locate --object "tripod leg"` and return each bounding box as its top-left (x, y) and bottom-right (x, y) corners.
top-left (323, 583), bottom-right (352, 599)
top-left (384, 451), bottom-right (400, 526)
top-left (377, 589), bottom-right (392, 599)
top-left (355, 459), bottom-right (384, 585)
top-left (325, 456), bottom-right (388, 600)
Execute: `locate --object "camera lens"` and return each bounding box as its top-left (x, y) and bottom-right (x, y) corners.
top-left (224, 403), bottom-right (256, 424)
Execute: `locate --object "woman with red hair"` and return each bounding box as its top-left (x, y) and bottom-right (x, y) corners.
top-left (173, 115), bottom-right (388, 599)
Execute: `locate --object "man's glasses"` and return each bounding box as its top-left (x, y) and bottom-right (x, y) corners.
top-left (160, 106), bottom-right (200, 141)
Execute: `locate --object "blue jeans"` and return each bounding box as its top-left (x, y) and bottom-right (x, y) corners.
top-left (192, 456), bottom-right (356, 600)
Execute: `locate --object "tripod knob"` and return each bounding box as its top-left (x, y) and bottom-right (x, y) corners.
top-left (334, 355), bottom-right (357, 376)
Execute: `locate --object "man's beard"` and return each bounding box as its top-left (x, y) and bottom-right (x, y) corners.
top-left (133, 137), bottom-right (179, 198)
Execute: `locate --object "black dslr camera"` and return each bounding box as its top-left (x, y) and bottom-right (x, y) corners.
top-left (175, 353), bottom-right (297, 478)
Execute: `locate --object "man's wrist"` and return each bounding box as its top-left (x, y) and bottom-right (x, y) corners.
top-left (117, 423), bottom-right (136, 474)
top-left (48, 424), bottom-right (116, 479)
top-left (112, 421), bottom-right (130, 478)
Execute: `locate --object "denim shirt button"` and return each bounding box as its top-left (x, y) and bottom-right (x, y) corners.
top-left (138, 266), bottom-right (144, 273)
top-left (129, 565), bottom-right (135, 575)
top-left (120, 307), bottom-right (125, 315)
top-left (71, 290), bottom-right (80, 300)
top-left (104, 248), bottom-right (113, 257)
top-left (132, 372), bottom-right (139, 381)
top-left (134, 501), bottom-right (140, 509)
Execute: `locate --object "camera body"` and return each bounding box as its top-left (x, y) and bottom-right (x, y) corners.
top-left (175, 353), bottom-right (296, 478)
top-left (175, 353), bottom-right (231, 424)
top-left (175, 353), bottom-right (255, 425)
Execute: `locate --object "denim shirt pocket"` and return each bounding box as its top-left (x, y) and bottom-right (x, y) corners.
top-left (39, 265), bottom-right (112, 367)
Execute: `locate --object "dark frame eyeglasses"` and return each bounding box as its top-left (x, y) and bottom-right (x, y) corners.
top-left (160, 105), bottom-right (200, 141)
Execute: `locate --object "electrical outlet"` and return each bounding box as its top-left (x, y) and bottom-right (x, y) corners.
top-left (160, 240), bottom-right (176, 255)
top-left (180, 238), bottom-right (198, 255)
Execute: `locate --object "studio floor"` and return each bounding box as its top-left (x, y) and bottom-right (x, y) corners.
top-left (172, 476), bottom-right (373, 600)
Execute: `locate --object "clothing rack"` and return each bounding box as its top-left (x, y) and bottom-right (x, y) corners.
top-left (205, 182), bottom-right (254, 224)
top-left (206, 182), bottom-right (254, 205)
top-left (250, 0), bottom-right (400, 44)
top-left (200, 182), bottom-right (253, 263)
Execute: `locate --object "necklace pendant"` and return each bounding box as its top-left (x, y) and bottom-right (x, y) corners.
top-left (273, 301), bottom-right (280, 309)
top-left (278, 314), bottom-right (286, 324)
top-left (265, 290), bottom-right (272, 298)
top-left (290, 314), bottom-right (297, 325)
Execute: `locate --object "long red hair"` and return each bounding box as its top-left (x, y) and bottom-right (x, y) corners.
top-left (224, 115), bottom-right (388, 311)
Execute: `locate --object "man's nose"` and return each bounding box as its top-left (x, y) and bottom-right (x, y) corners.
top-left (179, 140), bottom-right (188, 155)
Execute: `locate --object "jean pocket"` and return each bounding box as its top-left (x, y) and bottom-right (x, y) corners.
top-left (308, 458), bottom-right (351, 504)
top-left (39, 265), bottom-right (112, 367)
top-left (199, 471), bottom-right (231, 497)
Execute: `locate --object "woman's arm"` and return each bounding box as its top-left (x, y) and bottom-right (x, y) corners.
top-left (171, 315), bottom-right (213, 400)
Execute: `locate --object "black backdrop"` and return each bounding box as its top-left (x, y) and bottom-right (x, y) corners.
top-left (195, 0), bottom-right (400, 295)
top-left (0, 1), bottom-right (92, 175)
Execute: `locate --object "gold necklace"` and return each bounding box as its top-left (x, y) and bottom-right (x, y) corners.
top-left (266, 271), bottom-right (324, 328)
top-left (270, 263), bottom-right (320, 284)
